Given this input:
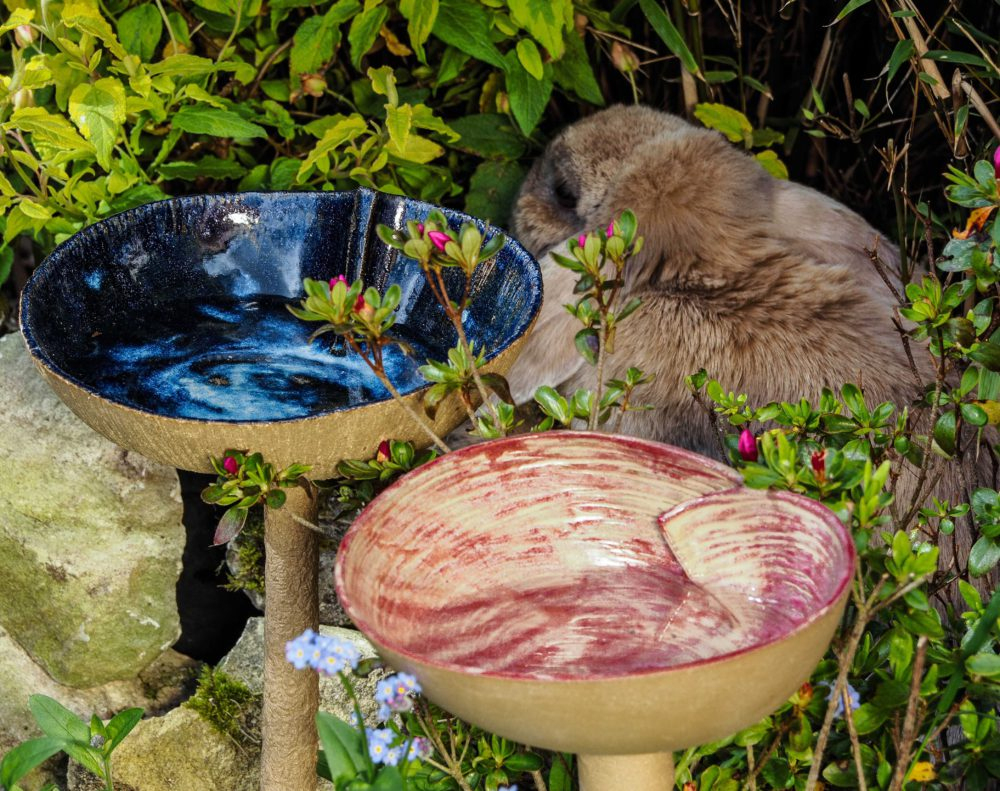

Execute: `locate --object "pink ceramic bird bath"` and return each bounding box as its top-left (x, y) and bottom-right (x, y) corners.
top-left (336, 432), bottom-right (855, 790)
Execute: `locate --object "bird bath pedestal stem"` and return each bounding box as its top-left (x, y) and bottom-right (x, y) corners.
top-left (261, 485), bottom-right (320, 791)
top-left (577, 752), bottom-right (674, 791)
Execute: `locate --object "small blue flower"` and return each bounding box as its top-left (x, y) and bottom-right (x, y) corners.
top-left (407, 737), bottom-right (432, 761)
top-left (285, 629), bottom-right (317, 670)
top-left (314, 634), bottom-right (362, 675)
top-left (497, 785), bottom-right (518, 791)
top-left (824, 681), bottom-right (861, 718)
top-left (366, 727), bottom-right (394, 764)
top-left (383, 746), bottom-right (402, 767)
top-left (374, 672), bottom-right (421, 719)
top-left (377, 702), bottom-right (392, 722)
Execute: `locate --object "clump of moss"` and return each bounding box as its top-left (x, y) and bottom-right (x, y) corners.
top-left (184, 667), bottom-right (261, 748)
top-left (223, 508), bottom-right (264, 596)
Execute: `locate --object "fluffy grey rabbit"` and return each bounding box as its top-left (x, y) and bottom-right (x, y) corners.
top-left (509, 104), bottom-right (916, 458)
top-left (507, 105), bottom-right (998, 581)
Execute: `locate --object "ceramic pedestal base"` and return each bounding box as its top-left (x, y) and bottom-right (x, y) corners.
top-left (577, 752), bottom-right (674, 791)
top-left (260, 486), bottom-right (320, 791)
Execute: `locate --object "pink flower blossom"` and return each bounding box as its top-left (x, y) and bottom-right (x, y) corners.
top-left (329, 274), bottom-right (348, 290)
top-left (416, 222), bottom-right (425, 235)
top-left (577, 233), bottom-right (587, 247)
top-left (607, 221), bottom-right (615, 237)
top-left (428, 230), bottom-right (452, 252)
top-left (223, 456), bottom-right (239, 475)
top-left (737, 429), bottom-right (758, 462)
top-left (994, 147), bottom-right (1000, 180)
top-left (354, 292), bottom-right (368, 313)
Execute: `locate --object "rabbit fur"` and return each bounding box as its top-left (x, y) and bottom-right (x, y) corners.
top-left (508, 105), bottom-right (995, 577)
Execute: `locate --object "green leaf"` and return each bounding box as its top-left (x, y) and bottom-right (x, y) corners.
top-left (173, 106), bottom-right (267, 139)
top-left (852, 702), bottom-right (887, 734)
top-left (212, 507), bottom-right (249, 545)
top-left (754, 150), bottom-right (788, 179)
top-left (923, 50), bottom-right (989, 67)
top-left (299, 115), bottom-right (370, 179)
top-left (0, 7), bottom-right (34, 35)
top-left (505, 52), bottom-right (552, 135)
top-left (693, 103), bottom-right (752, 144)
top-left (0, 246), bottom-right (13, 288)
top-left (316, 712), bottom-right (364, 783)
top-left (29, 696), bottom-right (90, 743)
top-left (290, 0), bottom-right (361, 75)
top-left (0, 737), bottom-right (66, 788)
top-left (464, 160), bottom-right (528, 227)
top-left (638, 0), bottom-right (700, 76)
top-left (967, 652), bottom-right (1000, 678)
top-left (399, 0), bottom-right (438, 62)
top-left (969, 536), bottom-right (1000, 577)
top-left (158, 156), bottom-right (247, 181)
top-left (147, 54), bottom-right (219, 77)
top-left (67, 78), bottom-right (126, 170)
top-left (433, 0), bottom-right (505, 70)
top-left (970, 341), bottom-right (1000, 372)
top-left (105, 708), bottom-right (143, 750)
top-left (371, 766), bottom-right (405, 791)
top-left (887, 39), bottom-right (914, 82)
top-left (508, 0), bottom-right (568, 59)
top-left (348, 5), bottom-right (389, 69)
top-left (516, 38), bottom-right (545, 80)
top-left (833, 0), bottom-right (872, 22)
top-left (552, 29), bottom-right (604, 105)
top-left (117, 4), bottom-right (162, 61)
top-left (449, 114), bottom-right (526, 159)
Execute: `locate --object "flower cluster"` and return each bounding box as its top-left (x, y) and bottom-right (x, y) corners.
top-left (285, 629), bottom-right (362, 675)
top-left (365, 726), bottom-right (432, 766)
top-left (375, 672), bottom-right (421, 721)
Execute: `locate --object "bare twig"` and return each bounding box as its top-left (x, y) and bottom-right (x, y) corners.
top-left (888, 636), bottom-right (929, 791)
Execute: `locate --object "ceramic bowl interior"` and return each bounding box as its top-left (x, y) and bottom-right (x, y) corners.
top-left (19, 190), bottom-right (542, 473)
top-left (336, 432), bottom-right (855, 753)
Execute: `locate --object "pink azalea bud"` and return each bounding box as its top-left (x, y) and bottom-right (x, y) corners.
top-left (329, 274), bottom-right (348, 290)
top-left (994, 147), bottom-right (1000, 180)
top-left (737, 429), bottom-right (758, 462)
top-left (416, 223), bottom-right (425, 236)
top-left (223, 456), bottom-right (239, 475)
top-left (354, 292), bottom-right (368, 314)
top-left (811, 450), bottom-right (826, 482)
top-left (577, 233), bottom-right (587, 247)
top-left (428, 231), bottom-right (452, 252)
top-left (607, 221), bottom-right (615, 237)
top-left (376, 440), bottom-right (391, 463)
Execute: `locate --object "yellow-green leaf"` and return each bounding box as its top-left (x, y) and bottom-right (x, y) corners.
top-left (516, 38), bottom-right (544, 80)
top-left (0, 8), bottom-right (34, 35)
top-left (754, 150), bottom-right (789, 179)
top-left (348, 4), bottom-right (388, 69)
top-left (385, 104), bottom-right (412, 151)
top-left (17, 199), bottom-right (54, 220)
top-left (289, 0), bottom-right (360, 75)
top-left (61, 2), bottom-right (127, 60)
top-left (147, 54), bottom-right (217, 77)
top-left (9, 107), bottom-right (93, 159)
top-left (508, 0), bottom-right (568, 59)
top-left (368, 65), bottom-right (398, 105)
top-left (297, 115), bottom-right (369, 180)
top-left (693, 102), bottom-right (752, 144)
top-left (399, 0), bottom-right (437, 62)
top-left (69, 77), bottom-right (126, 169)
top-left (172, 106), bottom-right (267, 139)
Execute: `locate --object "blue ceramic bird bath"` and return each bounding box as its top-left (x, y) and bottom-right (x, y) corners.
top-left (20, 189), bottom-right (542, 790)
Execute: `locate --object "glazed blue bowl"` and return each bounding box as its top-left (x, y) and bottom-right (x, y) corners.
top-left (20, 189), bottom-right (542, 474)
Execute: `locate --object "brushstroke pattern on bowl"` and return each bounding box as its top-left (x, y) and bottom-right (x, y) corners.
top-left (336, 431), bottom-right (855, 753)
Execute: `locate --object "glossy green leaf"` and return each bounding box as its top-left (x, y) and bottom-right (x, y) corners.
top-left (290, 0), bottom-right (361, 75)
top-left (316, 712), bottom-right (364, 783)
top-left (967, 652), bottom-right (1000, 678)
top-left (464, 160), bottom-right (528, 226)
top-left (158, 156), bottom-right (247, 181)
top-left (348, 5), bottom-right (389, 69)
top-left (504, 51), bottom-right (552, 134)
top-left (552, 29), bottom-right (604, 105)
top-left (516, 38), bottom-right (544, 79)
top-left (694, 103), bottom-right (752, 143)
top-left (638, 0), bottom-right (700, 76)
top-left (117, 4), bottom-right (162, 60)
top-left (173, 106), bottom-right (267, 139)
top-left (29, 696), bottom-right (90, 743)
top-left (833, 0), bottom-right (872, 22)
top-left (887, 39), bottom-right (914, 82)
top-left (0, 737), bottom-right (66, 788)
top-left (969, 536), bottom-right (1000, 577)
top-left (433, 0), bottom-right (505, 70)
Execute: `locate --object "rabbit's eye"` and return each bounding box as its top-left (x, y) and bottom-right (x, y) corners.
top-left (553, 177), bottom-right (578, 210)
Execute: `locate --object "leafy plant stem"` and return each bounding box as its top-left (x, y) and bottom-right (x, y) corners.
top-left (415, 702), bottom-right (474, 791)
top-left (453, 318), bottom-right (502, 427)
top-left (338, 671), bottom-right (376, 778)
top-left (589, 320), bottom-right (608, 430)
top-left (216, 0), bottom-right (244, 65)
top-left (102, 754), bottom-right (113, 791)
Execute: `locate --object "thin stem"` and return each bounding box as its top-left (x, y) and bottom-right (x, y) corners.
top-left (216, 0), bottom-right (243, 64)
top-left (415, 704), bottom-right (474, 791)
top-left (842, 686), bottom-right (868, 791)
top-left (531, 769), bottom-right (547, 791)
top-left (589, 323), bottom-right (608, 430)
top-left (454, 318), bottom-right (502, 426)
top-left (103, 755), bottom-right (114, 791)
top-left (888, 636), bottom-right (929, 791)
top-left (339, 671), bottom-right (376, 777)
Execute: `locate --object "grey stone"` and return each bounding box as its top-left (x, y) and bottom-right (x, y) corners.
top-left (0, 333), bottom-right (185, 687)
top-left (219, 617), bottom-right (390, 727)
top-left (0, 622), bottom-right (196, 775)
top-left (67, 708), bottom-right (256, 791)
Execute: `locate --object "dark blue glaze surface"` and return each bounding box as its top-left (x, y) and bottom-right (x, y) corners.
top-left (20, 190), bottom-right (542, 423)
